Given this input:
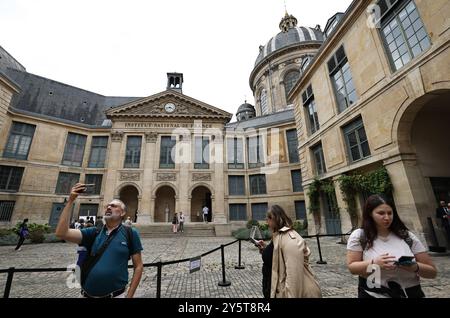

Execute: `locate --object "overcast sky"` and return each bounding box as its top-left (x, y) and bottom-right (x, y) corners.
top-left (1, 0), bottom-right (353, 118)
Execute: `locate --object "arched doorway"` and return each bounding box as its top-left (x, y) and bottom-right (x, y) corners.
top-left (191, 186), bottom-right (212, 222)
top-left (395, 90), bottom-right (450, 244)
top-left (119, 185), bottom-right (139, 221)
top-left (410, 92), bottom-right (450, 203)
top-left (154, 186), bottom-right (176, 223)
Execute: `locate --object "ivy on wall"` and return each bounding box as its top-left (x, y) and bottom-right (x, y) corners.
top-left (338, 166), bottom-right (393, 221)
top-left (307, 167), bottom-right (393, 221)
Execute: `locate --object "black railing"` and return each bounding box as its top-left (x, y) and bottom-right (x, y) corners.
top-left (0, 238), bottom-right (244, 298)
top-left (0, 231), bottom-right (353, 298)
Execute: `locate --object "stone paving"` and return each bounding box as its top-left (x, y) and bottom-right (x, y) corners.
top-left (0, 236), bottom-right (449, 298)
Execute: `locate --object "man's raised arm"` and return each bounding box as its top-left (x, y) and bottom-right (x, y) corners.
top-left (55, 183), bottom-right (85, 244)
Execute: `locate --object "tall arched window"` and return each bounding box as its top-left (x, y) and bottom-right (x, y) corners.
top-left (284, 70), bottom-right (300, 99)
top-left (259, 89), bottom-right (268, 115)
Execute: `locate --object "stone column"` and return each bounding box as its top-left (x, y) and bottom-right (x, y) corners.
top-left (212, 134), bottom-right (226, 223)
top-left (103, 131), bottom-right (124, 203)
top-left (178, 133), bottom-right (190, 222)
top-left (384, 155), bottom-right (438, 246)
top-left (139, 132), bottom-right (158, 224)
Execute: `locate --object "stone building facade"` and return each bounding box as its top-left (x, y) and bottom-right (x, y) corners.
top-left (0, 10), bottom-right (313, 234)
top-left (288, 0), bottom-right (450, 245)
top-left (1, 0), bottom-right (448, 242)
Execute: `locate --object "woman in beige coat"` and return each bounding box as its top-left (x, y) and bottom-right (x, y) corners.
top-left (257, 205), bottom-right (322, 298)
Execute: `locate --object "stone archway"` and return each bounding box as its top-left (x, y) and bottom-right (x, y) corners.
top-left (119, 185), bottom-right (139, 221)
top-left (154, 186), bottom-right (176, 223)
top-left (191, 186), bottom-right (212, 222)
top-left (393, 89), bottom-right (450, 245)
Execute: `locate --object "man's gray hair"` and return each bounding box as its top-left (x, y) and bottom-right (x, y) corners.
top-left (110, 199), bottom-right (127, 212)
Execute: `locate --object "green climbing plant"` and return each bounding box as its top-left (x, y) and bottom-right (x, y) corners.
top-left (307, 178), bottom-right (322, 216)
top-left (337, 166), bottom-right (393, 226)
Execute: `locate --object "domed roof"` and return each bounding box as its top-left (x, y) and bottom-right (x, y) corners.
top-left (236, 102), bottom-right (255, 122)
top-left (237, 102), bottom-right (255, 114)
top-left (255, 13), bottom-right (324, 66)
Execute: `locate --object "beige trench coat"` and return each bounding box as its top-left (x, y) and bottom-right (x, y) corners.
top-left (270, 227), bottom-right (322, 298)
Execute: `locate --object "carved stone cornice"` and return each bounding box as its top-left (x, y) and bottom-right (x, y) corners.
top-left (192, 173), bottom-right (211, 181)
top-left (145, 132), bottom-right (158, 143)
top-left (157, 173), bottom-right (176, 181)
top-left (119, 172), bottom-right (140, 181)
top-left (111, 131), bottom-right (124, 142)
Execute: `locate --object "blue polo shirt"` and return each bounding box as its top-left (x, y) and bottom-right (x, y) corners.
top-left (80, 225), bottom-right (143, 296)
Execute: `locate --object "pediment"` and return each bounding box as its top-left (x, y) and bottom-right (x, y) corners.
top-left (105, 90), bottom-right (232, 122)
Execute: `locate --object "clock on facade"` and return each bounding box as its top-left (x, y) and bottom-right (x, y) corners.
top-left (164, 102), bottom-right (176, 113)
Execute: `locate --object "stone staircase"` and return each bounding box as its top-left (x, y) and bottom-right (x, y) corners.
top-left (134, 223), bottom-right (216, 238)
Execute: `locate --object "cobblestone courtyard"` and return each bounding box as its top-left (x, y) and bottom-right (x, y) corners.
top-left (0, 236), bottom-right (449, 298)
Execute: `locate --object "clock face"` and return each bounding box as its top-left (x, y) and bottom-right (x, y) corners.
top-left (164, 103), bottom-right (176, 113)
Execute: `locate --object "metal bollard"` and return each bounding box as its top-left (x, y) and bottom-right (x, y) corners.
top-left (4, 267), bottom-right (15, 298)
top-left (218, 245), bottom-right (231, 286)
top-left (235, 240), bottom-right (245, 269)
top-left (156, 262), bottom-right (162, 298)
top-left (315, 235), bottom-right (327, 264)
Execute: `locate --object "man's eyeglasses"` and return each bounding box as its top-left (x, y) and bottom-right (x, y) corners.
top-left (266, 215), bottom-right (272, 220)
top-left (105, 203), bottom-right (120, 209)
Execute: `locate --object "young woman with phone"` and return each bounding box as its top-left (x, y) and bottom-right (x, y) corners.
top-left (347, 194), bottom-right (437, 298)
top-left (256, 205), bottom-right (321, 298)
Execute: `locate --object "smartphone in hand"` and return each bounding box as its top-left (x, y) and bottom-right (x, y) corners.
top-left (395, 256), bottom-right (415, 266)
top-left (249, 237), bottom-right (260, 246)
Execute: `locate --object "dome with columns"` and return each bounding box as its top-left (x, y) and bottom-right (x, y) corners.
top-left (254, 13), bottom-right (324, 67)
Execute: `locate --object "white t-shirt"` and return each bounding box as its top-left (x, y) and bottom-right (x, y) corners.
top-left (347, 228), bottom-right (427, 289)
top-left (202, 207), bottom-right (209, 215)
top-left (179, 214), bottom-right (185, 222)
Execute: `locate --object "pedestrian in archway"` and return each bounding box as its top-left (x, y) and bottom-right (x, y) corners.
top-left (172, 213), bottom-right (179, 233)
top-left (202, 205), bottom-right (209, 224)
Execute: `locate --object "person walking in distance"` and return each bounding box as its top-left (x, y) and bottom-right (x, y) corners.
top-left (436, 200), bottom-right (450, 243)
top-left (178, 212), bottom-right (185, 233)
top-left (202, 205), bottom-right (209, 224)
top-left (15, 218), bottom-right (29, 251)
top-left (56, 183), bottom-right (144, 298)
top-left (172, 213), bottom-right (179, 233)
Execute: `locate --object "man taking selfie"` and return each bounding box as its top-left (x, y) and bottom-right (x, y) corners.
top-left (56, 183), bottom-right (144, 298)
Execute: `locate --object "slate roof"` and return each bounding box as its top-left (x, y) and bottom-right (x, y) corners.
top-left (3, 68), bottom-right (140, 127)
top-left (226, 109), bottom-right (294, 130)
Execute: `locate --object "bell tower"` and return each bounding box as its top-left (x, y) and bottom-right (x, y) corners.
top-left (167, 72), bottom-right (184, 94)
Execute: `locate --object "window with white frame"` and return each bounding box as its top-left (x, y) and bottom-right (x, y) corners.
top-left (88, 136), bottom-right (108, 168)
top-left (124, 136), bottom-right (142, 168)
top-left (259, 89), bottom-right (268, 115)
top-left (284, 70), bottom-right (300, 99)
top-left (3, 122), bottom-right (36, 160)
top-left (194, 136), bottom-right (209, 169)
top-left (227, 137), bottom-right (244, 169)
top-left (62, 132), bottom-right (87, 167)
top-left (302, 85), bottom-right (320, 134)
top-left (328, 46), bottom-right (358, 113)
top-left (343, 117), bottom-right (371, 162)
top-left (378, 0), bottom-right (430, 71)
top-left (229, 204), bottom-right (247, 221)
top-left (311, 143), bottom-right (326, 176)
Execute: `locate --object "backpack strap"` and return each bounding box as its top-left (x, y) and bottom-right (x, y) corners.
top-left (124, 225), bottom-right (134, 259)
top-left (80, 226), bottom-right (120, 286)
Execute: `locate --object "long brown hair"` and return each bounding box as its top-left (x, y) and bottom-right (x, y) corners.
top-left (267, 205), bottom-right (292, 232)
top-left (362, 194), bottom-right (409, 249)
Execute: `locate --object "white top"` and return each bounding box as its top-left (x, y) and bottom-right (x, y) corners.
top-left (179, 214), bottom-right (185, 222)
top-left (347, 228), bottom-right (427, 289)
top-left (202, 207), bottom-right (209, 215)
